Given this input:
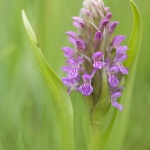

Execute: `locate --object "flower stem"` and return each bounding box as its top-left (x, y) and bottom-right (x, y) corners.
top-left (90, 123), bottom-right (101, 150)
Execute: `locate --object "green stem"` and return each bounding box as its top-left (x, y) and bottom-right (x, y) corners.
top-left (90, 123), bottom-right (101, 150)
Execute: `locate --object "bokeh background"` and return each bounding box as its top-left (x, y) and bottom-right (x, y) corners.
top-left (0, 0), bottom-right (149, 150)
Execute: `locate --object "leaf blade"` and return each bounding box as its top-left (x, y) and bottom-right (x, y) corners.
top-left (125, 0), bottom-right (143, 67)
top-left (22, 10), bottom-right (74, 150)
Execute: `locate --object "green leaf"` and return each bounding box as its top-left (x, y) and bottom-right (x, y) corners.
top-left (125, 0), bottom-right (143, 67)
top-left (22, 10), bottom-right (74, 150)
top-left (101, 1), bottom-right (143, 150)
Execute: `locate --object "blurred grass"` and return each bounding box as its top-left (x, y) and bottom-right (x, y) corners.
top-left (0, 0), bottom-right (149, 150)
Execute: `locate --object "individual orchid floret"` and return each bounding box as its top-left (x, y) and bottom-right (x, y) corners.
top-left (92, 52), bottom-right (105, 69)
top-left (78, 57), bottom-right (85, 64)
top-left (104, 13), bottom-right (112, 20)
top-left (104, 7), bottom-right (110, 13)
top-left (68, 36), bottom-right (76, 45)
top-left (66, 58), bottom-right (78, 66)
top-left (108, 74), bottom-right (119, 87)
top-left (111, 35), bottom-right (126, 47)
top-left (62, 47), bottom-right (74, 58)
top-left (76, 39), bottom-right (86, 50)
top-left (66, 31), bottom-right (77, 38)
top-left (62, 66), bottom-right (78, 79)
top-left (108, 21), bottom-right (119, 34)
top-left (72, 16), bottom-right (84, 28)
top-left (112, 101), bottom-right (123, 111)
top-left (114, 54), bottom-right (128, 63)
top-left (111, 90), bottom-right (123, 111)
top-left (61, 0), bottom-right (129, 111)
top-left (116, 46), bottom-right (128, 55)
top-left (79, 74), bottom-right (93, 96)
top-left (62, 76), bottom-right (80, 94)
top-left (68, 68), bottom-right (79, 79)
top-left (99, 19), bottom-right (109, 30)
top-left (64, 58), bottom-right (83, 79)
top-left (111, 91), bottom-right (122, 100)
top-left (94, 31), bottom-right (103, 42)
top-left (118, 65), bottom-right (128, 74)
top-left (109, 66), bottom-right (120, 73)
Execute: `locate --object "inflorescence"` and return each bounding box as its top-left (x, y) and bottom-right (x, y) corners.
top-left (61, 0), bottom-right (128, 111)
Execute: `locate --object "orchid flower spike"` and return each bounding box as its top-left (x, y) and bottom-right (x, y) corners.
top-left (61, 0), bottom-right (129, 111)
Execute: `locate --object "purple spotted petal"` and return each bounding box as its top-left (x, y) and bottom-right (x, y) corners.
top-left (62, 77), bottom-right (73, 87)
top-left (112, 35), bottom-right (126, 47)
top-left (94, 31), bottom-right (103, 42)
top-left (62, 66), bottom-right (79, 79)
top-left (92, 51), bottom-right (103, 59)
top-left (92, 52), bottom-right (104, 69)
top-left (93, 61), bottom-right (105, 69)
top-left (99, 19), bottom-right (109, 30)
top-left (76, 39), bottom-right (86, 50)
top-left (116, 46), bottom-right (128, 54)
top-left (62, 77), bottom-right (80, 94)
top-left (66, 31), bottom-right (77, 38)
top-left (78, 57), bottom-right (84, 64)
top-left (82, 73), bottom-right (91, 81)
top-left (111, 92), bottom-right (122, 99)
top-left (114, 54), bottom-right (128, 63)
top-left (108, 21), bottom-right (119, 34)
top-left (119, 65), bottom-right (128, 74)
top-left (68, 37), bottom-right (76, 45)
top-left (72, 16), bottom-right (84, 28)
top-left (62, 47), bottom-right (74, 58)
top-left (68, 69), bottom-right (78, 79)
top-left (66, 58), bottom-right (78, 66)
top-left (112, 101), bottom-right (123, 111)
top-left (109, 75), bottom-right (119, 87)
top-left (62, 66), bottom-right (72, 73)
top-left (72, 16), bottom-right (83, 23)
top-left (109, 66), bottom-right (120, 73)
top-left (62, 77), bottom-right (79, 87)
top-left (79, 83), bottom-right (93, 96)
top-left (73, 21), bottom-right (82, 29)
top-left (104, 13), bottom-right (112, 20)
top-left (78, 74), bottom-right (93, 96)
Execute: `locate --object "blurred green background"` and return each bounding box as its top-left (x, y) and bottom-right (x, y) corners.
top-left (0, 0), bottom-right (149, 150)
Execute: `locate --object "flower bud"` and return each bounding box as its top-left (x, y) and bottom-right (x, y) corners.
top-left (108, 21), bottom-right (119, 34)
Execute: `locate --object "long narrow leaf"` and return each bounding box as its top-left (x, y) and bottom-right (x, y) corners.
top-left (125, 0), bottom-right (143, 67)
top-left (22, 10), bottom-right (74, 150)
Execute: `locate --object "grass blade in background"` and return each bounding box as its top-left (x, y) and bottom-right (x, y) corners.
top-left (102, 0), bottom-right (143, 150)
top-left (18, 134), bottom-right (25, 150)
top-left (0, 44), bottom-right (16, 61)
top-left (22, 10), bottom-right (74, 150)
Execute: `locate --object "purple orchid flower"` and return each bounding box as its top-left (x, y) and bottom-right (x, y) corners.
top-left (61, 0), bottom-right (129, 111)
